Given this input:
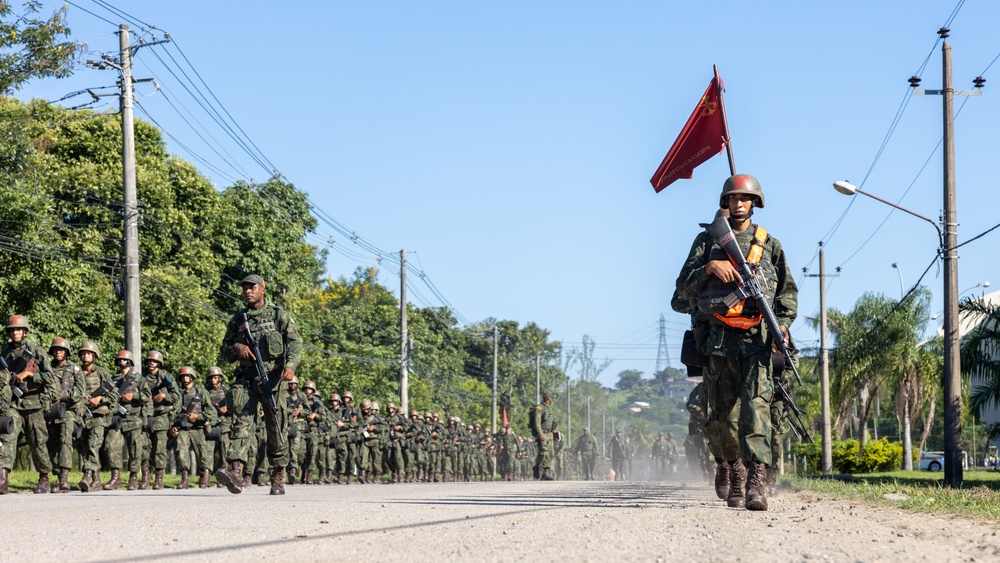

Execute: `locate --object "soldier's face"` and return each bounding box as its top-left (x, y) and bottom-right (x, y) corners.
top-left (304, 388), bottom-right (313, 396)
top-left (241, 283), bottom-right (265, 307)
top-left (727, 194), bottom-right (754, 219)
top-left (53, 349), bottom-right (67, 362)
top-left (146, 361), bottom-right (160, 374)
top-left (79, 351), bottom-right (95, 365)
top-left (182, 376), bottom-right (193, 387)
top-left (8, 328), bottom-right (25, 342)
top-left (210, 375), bottom-right (221, 387)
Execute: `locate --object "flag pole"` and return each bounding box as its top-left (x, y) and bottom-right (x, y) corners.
top-left (714, 64), bottom-right (736, 175)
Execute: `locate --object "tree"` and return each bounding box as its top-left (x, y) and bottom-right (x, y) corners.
top-left (961, 299), bottom-right (1000, 417)
top-left (0, 1), bottom-right (81, 95)
top-left (616, 369), bottom-right (643, 391)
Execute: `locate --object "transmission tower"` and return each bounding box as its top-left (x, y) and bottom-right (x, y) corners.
top-left (654, 314), bottom-right (670, 373)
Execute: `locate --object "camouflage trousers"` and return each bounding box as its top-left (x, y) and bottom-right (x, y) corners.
top-left (304, 431), bottom-right (326, 475)
top-left (177, 428), bottom-right (211, 473)
top-left (226, 379), bottom-right (288, 468)
top-left (579, 452), bottom-right (596, 480)
top-left (335, 434), bottom-right (354, 477)
top-left (387, 440), bottom-right (404, 473)
top-left (535, 433), bottom-right (553, 471)
top-left (1, 408), bottom-right (50, 473)
top-left (213, 430), bottom-right (230, 472)
top-left (360, 439), bottom-right (382, 474)
top-left (80, 414), bottom-right (110, 472)
top-left (706, 351), bottom-right (773, 466)
top-left (105, 418), bottom-right (143, 473)
top-left (141, 413), bottom-right (173, 470)
top-left (288, 425), bottom-right (305, 473)
top-left (770, 400), bottom-right (789, 470)
top-left (46, 415), bottom-right (77, 470)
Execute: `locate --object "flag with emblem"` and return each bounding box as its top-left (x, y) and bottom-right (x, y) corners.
top-left (649, 75), bottom-right (728, 192)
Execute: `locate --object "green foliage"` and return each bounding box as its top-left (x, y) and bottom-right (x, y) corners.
top-left (0, 1), bottom-right (81, 95)
top-left (798, 438), bottom-right (903, 474)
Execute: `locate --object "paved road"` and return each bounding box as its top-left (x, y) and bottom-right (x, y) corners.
top-left (1, 478), bottom-right (996, 562)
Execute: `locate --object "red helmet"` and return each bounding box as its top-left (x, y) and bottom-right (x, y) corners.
top-left (144, 350), bottom-right (164, 365)
top-left (115, 350), bottom-right (135, 365)
top-left (179, 366), bottom-right (197, 378)
top-left (50, 337), bottom-right (72, 353)
top-left (6, 315), bottom-right (29, 331)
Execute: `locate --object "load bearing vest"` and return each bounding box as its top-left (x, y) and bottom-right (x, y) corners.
top-left (712, 226), bottom-right (768, 329)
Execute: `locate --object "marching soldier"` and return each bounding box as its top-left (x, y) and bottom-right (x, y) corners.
top-left (531, 392), bottom-right (557, 481)
top-left (216, 274), bottom-right (302, 496)
top-left (285, 376), bottom-right (307, 484)
top-left (103, 350), bottom-right (151, 490)
top-left (141, 350), bottom-right (178, 490)
top-left (0, 316), bottom-right (58, 494)
top-left (172, 366), bottom-right (217, 489)
top-left (206, 366), bottom-right (230, 481)
top-left (46, 337), bottom-right (84, 493)
top-left (78, 341), bottom-right (117, 492)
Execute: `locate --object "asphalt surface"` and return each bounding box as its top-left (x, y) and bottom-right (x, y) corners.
top-left (1, 477), bottom-right (997, 562)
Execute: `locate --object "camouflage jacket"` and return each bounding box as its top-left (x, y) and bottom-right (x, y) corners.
top-left (221, 302), bottom-right (302, 380)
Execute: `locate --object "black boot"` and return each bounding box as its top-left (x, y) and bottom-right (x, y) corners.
top-left (33, 472), bottom-right (50, 494)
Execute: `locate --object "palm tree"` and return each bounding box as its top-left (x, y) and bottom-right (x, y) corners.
top-left (960, 298), bottom-right (1000, 420)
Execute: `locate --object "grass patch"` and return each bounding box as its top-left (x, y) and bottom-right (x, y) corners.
top-left (5, 470), bottom-right (187, 493)
top-left (784, 469), bottom-right (1000, 519)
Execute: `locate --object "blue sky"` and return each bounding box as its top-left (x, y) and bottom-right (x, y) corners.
top-left (15, 1), bottom-right (1000, 388)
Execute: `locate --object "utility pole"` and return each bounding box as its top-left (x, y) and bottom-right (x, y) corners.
top-left (491, 324), bottom-right (498, 435)
top-left (399, 250), bottom-right (408, 414)
top-left (86, 25), bottom-right (169, 361)
top-left (805, 246), bottom-right (838, 474)
top-left (118, 24), bottom-right (141, 359)
top-left (910, 28), bottom-right (984, 488)
top-left (535, 353), bottom-right (541, 405)
top-left (565, 374), bottom-right (571, 444)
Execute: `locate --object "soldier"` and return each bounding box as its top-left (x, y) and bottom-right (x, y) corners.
top-left (103, 350), bottom-right (151, 490)
top-left (553, 431), bottom-right (565, 480)
top-left (141, 350), bottom-right (178, 490)
top-left (683, 381), bottom-right (714, 482)
top-left (358, 399), bottom-right (381, 483)
top-left (531, 392), bottom-right (557, 481)
top-left (77, 341), bottom-right (117, 492)
top-left (285, 376), bottom-right (307, 484)
top-left (406, 409), bottom-right (427, 482)
top-left (651, 432), bottom-right (670, 479)
top-left (332, 391), bottom-right (357, 484)
top-left (610, 430), bottom-right (628, 481)
top-left (495, 426), bottom-right (512, 481)
top-left (215, 274), bottom-right (302, 496)
top-left (428, 412), bottom-right (444, 482)
top-left (386, 402), bottom-right (406, 483)
top-left (574, 427), bottom-right (598, 481)
top-left (172, 366), bottom-right (217, 489)
top-left (674, 174), bottom-right (798, 511)
top-left (206, 366), bottom-right (230, 482)
top-left (0, 316), bottom-right (58, 493)
top-left (46, 337), bottom-right (84, 493)
top-left (301, 380), bottom-right (325, 484)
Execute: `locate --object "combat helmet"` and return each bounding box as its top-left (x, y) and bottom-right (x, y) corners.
top-left (144, 350), bottom-right (164, 366)
top-left (719, 174), bottom-right (764, 209)
top-left (49, 337), bottom-right (72, 353)
top-left (207, 366), bottom-right (224, 378)
top-left (6, 315), bottom-right (29, 332)
top-left (330, 393), bottom-right (342, 403)
top-left (372, 402), bottom-right (380, 412)
top-left (287, 375), bottom-right (299, 385)
top-left (410, 409), bottom-right (419, 417)
top-left (360, 399), bottom-right (372, 410)
top-left (115, 349), bottom-right (135, 365)
top-left (78, 341), bottom-right (101, 359)
top-left (178, 366), bottom-right (197, 378)
top-left (342, 390), bottom-right (353, 402)
top-left (303, 381), bottom-right (317, 392)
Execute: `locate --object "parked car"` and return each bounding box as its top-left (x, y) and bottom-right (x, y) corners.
top-left (919, 450), bottom-right (944, 472)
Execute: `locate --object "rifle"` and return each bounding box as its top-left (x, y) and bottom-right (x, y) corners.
top-left (83, 381), bottom-right (126, 419)
top-left (361, 416), bottom-right (383, 439)
top-left (116, 373), bottom-right (139, 416)
top-left (172, 393), bottom-right (203, 430)
top-left (706, 217), bottom-right (803, 386)
top-left (2, 348), bottom-right (36, 399)
top-left (772, 355), bottom-right (813, 442)
top-left (235, 312), bottom-right (278, 417)
top-left (149, 374), bottom-right (175, 415)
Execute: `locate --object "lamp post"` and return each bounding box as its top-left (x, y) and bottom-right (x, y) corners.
top-left (891, 263), bottom-right (904, 298)
top-left (833, 179), bottom-right (961, 486)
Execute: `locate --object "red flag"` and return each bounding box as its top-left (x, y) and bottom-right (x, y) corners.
top-left (502, 406), bottom-right (508, 427)
top-left (649, 77), bottom-right (727, 192)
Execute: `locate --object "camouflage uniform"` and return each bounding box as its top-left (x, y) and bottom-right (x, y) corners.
top-left (217, 285), bottom-right (302, 495)
top-left (142, 354), bottom-right (179, 490)
top-left (46, 341), bottom-right (84, 492)
top-left (206, 368), bottom-right (230, 478)
top-left (103, 357), bottom-right (151, 490)
top-left (285, 380), bottom-right (308, 483)
top-left (386, 405), bottom-right (406, 483)
top-left (574, 429), bottom-right (597, 480)
top-left (532, 395), bottom-right (556, 480)
top-left (173, 369), bottom-right (217, 489)
top-left (78, 351), bottom-right (117, 492)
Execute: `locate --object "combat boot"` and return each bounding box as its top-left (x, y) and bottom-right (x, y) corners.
top-left (152, 469), bottom-right (165, 490)
top-left (90, 470), bottom-right (103, 491)
top-left (745, 461), bottom-right (768, 511)
top-left (541, 468), bottom-right (555, 481)
top-left (198, 469), bottom-right (211, 489)
top-left (727, 459), bottom-right (746, 509)
top-left (287, 467), bottom-right (297, 485)
top-left (336, 473), bottom-right (343, 485)
top-left (214, 461), bottom-right (244, 495)
top-left (303, 469), bottom-right (313, 485)
top-left (58, 468), bottom-right (71, 493)
top-left (373, 471), bottom-right (382, 484)
top-left (0, 467), bottom-right (8, 494)
top-left (177, 470), bottom-right (190, 490)
top-left (78, 469), bottom-right (93, 492)
top-left (269, 466), bottom-right (286, 496)
top-left (103, 469), bottom-right (121, 490)
top-left (765, 466), bottom-right (779, 497)
top-left (242, 474), bottom-right (252, 488)
top-left (139, 463), bottom-right (151, 490)
top-left (33, 472), bottom-right (50, 494)
top-left (127, 472), bottom-right (138, 491)
top-left (713, 458), bottom-right (730, 500)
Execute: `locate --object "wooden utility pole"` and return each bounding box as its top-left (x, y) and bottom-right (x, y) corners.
top-left (535, 353), bottom-right (541, 405)
top-left (491, 324), bottom-right (498, 434)
top-left (399, 250), bottom-right (408, 414)
top-left (805, 247), bottom-right (837, 474)
top-left (119, 24), bottom-right (141, 360)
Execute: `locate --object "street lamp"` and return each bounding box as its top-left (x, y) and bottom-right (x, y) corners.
top-left (891, 262), bottom-right (904, 298)
top-left (833, 179), bottom-right (961, 486)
